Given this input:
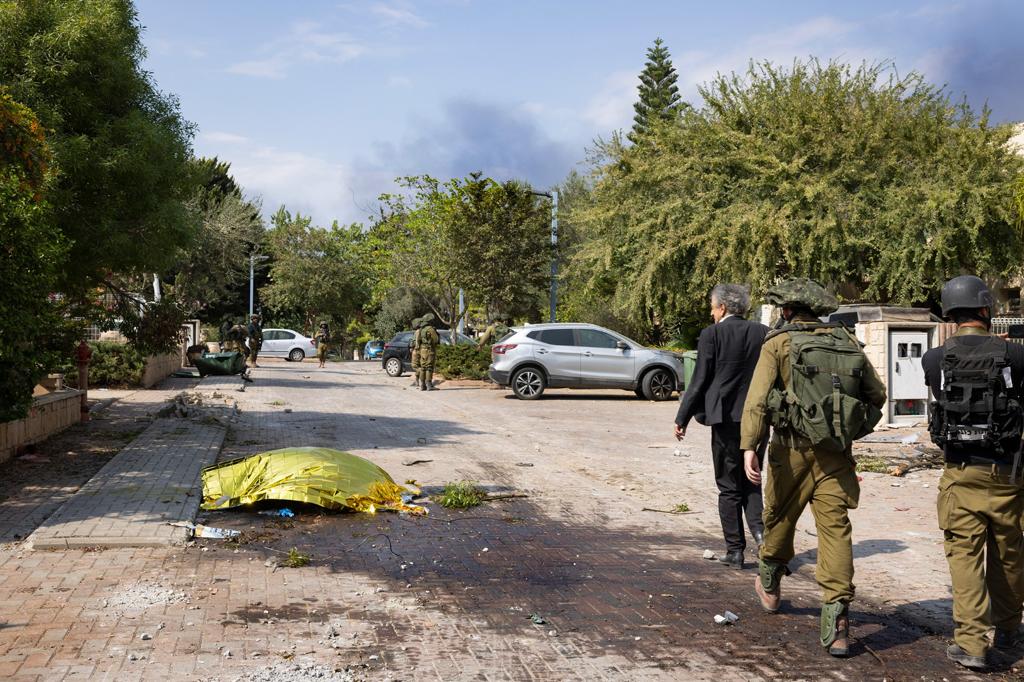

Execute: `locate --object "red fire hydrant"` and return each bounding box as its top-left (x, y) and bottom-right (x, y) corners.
top-left (76, 340), bottom-right (92, 422)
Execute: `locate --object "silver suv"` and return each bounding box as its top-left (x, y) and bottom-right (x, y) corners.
top-left (488, 323), bottom-right (684, 400)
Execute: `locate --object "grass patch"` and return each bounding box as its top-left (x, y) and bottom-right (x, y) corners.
top-left (267, 400), bottom-right (287, 407)
top-left (438, 481), bottom-right (487, 509)
top-left (856, 456), bottom-right (890, 473)
top-left (284, 548), bottom-right (310, 568)
top-left (672, 502), bottom-right (691, 513)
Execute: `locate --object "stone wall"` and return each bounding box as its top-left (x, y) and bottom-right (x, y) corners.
top-left (0, 390), bottom-right (82, 464)
top-left (141, 353), bottom-right (183, 389)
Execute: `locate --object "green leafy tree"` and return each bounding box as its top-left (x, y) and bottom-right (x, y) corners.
top-left (260, 208), bottom-right (370, 335)
top-left (0, 89), bottom-right (67, 421)
top-left (629, 37), bottom-right (683, 143)
top-left (571, 60), bottom-right (1024, 333)
top-left (0, 0), bottom-right (197, 293)
top-left (368, 173), bottom-right (550, 329)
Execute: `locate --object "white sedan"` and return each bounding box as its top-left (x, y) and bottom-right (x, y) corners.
top-left (259, 328), bottom-right (317, 362)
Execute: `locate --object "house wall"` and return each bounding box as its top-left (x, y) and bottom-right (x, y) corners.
top-left (141, 353), bottom-right (183, 389)
top-left (0, 390), bottom-right (82, 464)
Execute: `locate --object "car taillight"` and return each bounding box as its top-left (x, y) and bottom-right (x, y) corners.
top-left (492, 343), bottom-right (517, 355)
top-left (384, 344), bottom-right (392, 349)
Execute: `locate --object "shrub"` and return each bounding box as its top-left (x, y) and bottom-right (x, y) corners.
top-left (438, 481), bottom-right (486, 509)
top-left (435, 344), bottom-right (490, 380)
top-left (59, 342), bottom-right (147, 388)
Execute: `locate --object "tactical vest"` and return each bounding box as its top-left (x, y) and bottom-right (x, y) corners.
top-left (765, 323), bottom-right (882, 453)
top-left (928, 335), bottom-right (1023, 458)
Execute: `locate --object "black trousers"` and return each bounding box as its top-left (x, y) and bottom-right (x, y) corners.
top-left (711, 422), bottom-right (764, 551)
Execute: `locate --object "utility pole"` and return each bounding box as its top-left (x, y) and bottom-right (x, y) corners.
top-left (457, 289), bottom-right (465, 335)
top-left (249, 253), bottom-right (269, 316)
top-left (549, 190), bottom-right (558, 323)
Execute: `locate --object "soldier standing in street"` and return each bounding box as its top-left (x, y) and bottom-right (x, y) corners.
top-left (315, 322), bottom-right (332, 368)
top-left (740, 278), bottom-right (886, 657)
top-left (410, 317), bottom-right (423, 387)
top-left (417, 313), bottom-right (440, 391)
top-left (247, 314), bottom-right (263, 368)
top-left (925, 275), bottom-right (1024, 670)
top-left (227, 320), bottom-right (250, 362)
top-left (219, 315), bottom-right (232, 350)
top-left (476, 318), bottom-right (510, 349)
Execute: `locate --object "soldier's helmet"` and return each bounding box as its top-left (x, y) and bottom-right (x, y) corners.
top-left (319, 321), bottom-right (329, 329)
top-left (764, 278), bottom-right (838, 317)
top-left (251, 314), bottom-right (260, 320)
top-left (941, 275), bottom-right (994, 317)
top-left (411, 317), bottom-right (422, 329)
top-left (422, 313), bottom-right (435, 325)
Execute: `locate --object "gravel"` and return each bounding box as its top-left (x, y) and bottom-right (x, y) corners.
top-left (102, 582), bottom-right (187, 615)
top-left (218, 661), bottom-right (356, 681)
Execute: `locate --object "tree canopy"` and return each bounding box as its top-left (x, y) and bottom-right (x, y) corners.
top-left (629, 37), bottom-right (684, 144)
top-left (567, 60), bottom-right (1024, 336)
top-left (0, 0), bottom-right (197, 293)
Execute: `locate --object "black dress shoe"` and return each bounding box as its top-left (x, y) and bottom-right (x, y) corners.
top-left (718, 550), bottom-right (744, 569)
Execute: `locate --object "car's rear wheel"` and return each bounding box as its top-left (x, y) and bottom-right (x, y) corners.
top-left (385, 357), bottom-right (404, 377)
top-left (288, 348), bottom-right (305, 362)
top-left (642, 368), bottom-right (675, 401)
top-left (511, 367), bottom-right (545, 400)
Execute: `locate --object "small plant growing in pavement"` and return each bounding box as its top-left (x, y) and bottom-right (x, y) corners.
top-left (284, 548), bottom-right (310, 567)
top-left (672, 502), bottom-right (691, 513)
top-left (856, 456), bottom-right (889, 473)
top-left (439, 481), bottom-right (486, 509)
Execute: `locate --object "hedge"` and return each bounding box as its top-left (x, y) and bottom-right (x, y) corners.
top-left (435, 344), bottom-right (491, 380)
top-left (59, 342), bottom-right (147, 388)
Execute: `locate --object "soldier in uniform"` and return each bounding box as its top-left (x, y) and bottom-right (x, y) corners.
top-left (227, 320), bottom-right (250, 362)
top-left (476, 318), bottom-right (511, 349)
top-left (410, 317), bottom-right (423, 387)
top-left (315, 322), bottom-right (331, 368)
top-left (417, 313), bottom-right (440, 391)
top-left (219, 316), bottom-right (232, 351)
top-left (740, 278), bottom-right (886, 657)
top-left (924, 275), bottom-right (1024, 670)
top-left (247, 314), bottom-right (263, 367)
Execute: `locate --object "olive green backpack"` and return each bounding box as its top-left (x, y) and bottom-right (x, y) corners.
top-left (765, 324), bottom-right (882, 453)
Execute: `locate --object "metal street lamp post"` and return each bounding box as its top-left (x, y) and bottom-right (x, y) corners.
top-left (249, 253), bottom-right (269, 316)
top-left (530, 190), bottom-right (559, 323)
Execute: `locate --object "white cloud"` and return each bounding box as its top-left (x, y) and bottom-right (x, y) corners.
top-left (370, 3), bottom-right (430, 28)
top-left (583, 70), bottom-right (638, 131)
top-left (200, 131), bottom-right (250, 145)
top-left (226, 21), bottom-right (367, 79)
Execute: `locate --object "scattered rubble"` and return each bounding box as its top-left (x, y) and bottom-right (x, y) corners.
top-left (702, 549), bottom-right (717, 560)
top-left (102, 582), bottom-right (187, 615)
top-left (216, 661), bottom-right (356, 681)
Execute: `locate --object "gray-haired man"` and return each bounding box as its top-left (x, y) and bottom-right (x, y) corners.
top-left (675, 284), bottom-right (769, 568)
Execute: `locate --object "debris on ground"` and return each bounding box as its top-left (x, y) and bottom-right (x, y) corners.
top-left (214, 660), bottom-right (356, 682)
top-left (169, 521), bottom-right (242, 539)
top-left (515, 462), bottom-right (534, 467)
top-left (102, 582), bottom-right (187, 615)
top-left (702, 549), bottom-right (717, 560)
top-left (201, 447), bottom-right (426, 515)
top-left (401, 458), bottom-right (433, 466)
top-left (714, 611), bottom-right (739, 625)
top-left (258, 508), bottom-right (295, 518)
top-left (530, 613), bottom-right (547, 625)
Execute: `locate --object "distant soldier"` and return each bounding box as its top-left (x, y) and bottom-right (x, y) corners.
top-left (219, 316), bottom-right (232, 350)
top-left (247, 314), bottom-right (263, 367)
top-left (315, 322), bottom-right (331, 368)
top-left (410, 317), bottom-right (423, 387)
top-left (476, 318), bottom-right (511, 349)
top-left (740, 278), bottom-right (886, 657)
top-left (416, 313), bottom-right (440, 391)
top-left (227, 320), bottom-right (250, 361)
top-left (925, 275), bottom-right (1024, 670)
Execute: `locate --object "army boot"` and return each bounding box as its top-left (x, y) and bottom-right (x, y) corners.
top-left (946, 644), bottom-right (987, 670)
top-left (821, 601), bottom-right (850, 657)
top-left (755, 559), bottom-right (788, 613)
top-left (425, 370), bottom-right (437, 391)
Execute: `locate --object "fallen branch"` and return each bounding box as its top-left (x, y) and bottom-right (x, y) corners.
top-left (482, 493), bottom-right (530, 502)
top-left (642, 507), bottom-right (701, 515)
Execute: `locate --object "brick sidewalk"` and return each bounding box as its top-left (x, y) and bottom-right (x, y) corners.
top-left (28, 418), bottom-right (225, 549)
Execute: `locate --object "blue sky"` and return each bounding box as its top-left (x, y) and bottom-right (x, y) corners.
top-left (137, 0), bottom-right (1024, 225)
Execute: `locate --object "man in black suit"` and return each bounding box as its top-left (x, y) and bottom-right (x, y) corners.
top-left (675, 284), bottom-right (769, 569)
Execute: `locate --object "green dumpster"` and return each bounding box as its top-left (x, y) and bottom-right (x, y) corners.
top-left (681, 350), bottom-right (698, 391)
top-left (193, 352), bottom-right (246, 377)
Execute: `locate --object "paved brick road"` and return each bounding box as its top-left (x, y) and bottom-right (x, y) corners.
top-left (1, 360), bottom-right (1020, 680)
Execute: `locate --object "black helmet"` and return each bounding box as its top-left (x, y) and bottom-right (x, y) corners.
top-left (941, 275), bottom-right (994, 317)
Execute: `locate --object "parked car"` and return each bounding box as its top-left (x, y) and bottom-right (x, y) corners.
top-left (488, 323), bottom-right (684, 401)
top-left (381, 330), bottom-right (475, 377)
top-left (259, 328), bottom-right (317, 362)
top-left (363, 339), bottom-right (385, 360)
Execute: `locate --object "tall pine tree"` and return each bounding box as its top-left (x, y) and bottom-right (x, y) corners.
top-left (629, 38), bottom-right (682, 143)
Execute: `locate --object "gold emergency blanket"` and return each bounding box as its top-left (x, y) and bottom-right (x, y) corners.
top-left (201, 447), bottom-right (425, 514)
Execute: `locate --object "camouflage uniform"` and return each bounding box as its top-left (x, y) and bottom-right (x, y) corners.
top-left (410, 317), bottom-right (423, 386)
top-left (315, 323), bottom-right (331, 366)
top-left (417, 314), bottom-right (440, 391)
top-left (227, 323), bottom-right (250, 361)
top-left (247, 315), bottom-right (263, 367)
top-left (740, 278), bottom-right (886, 657)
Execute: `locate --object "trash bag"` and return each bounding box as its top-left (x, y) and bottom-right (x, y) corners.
top-left (193, 352), bottom-right (246, 377)
top-left (201, 447), bottom-right (426, 514)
